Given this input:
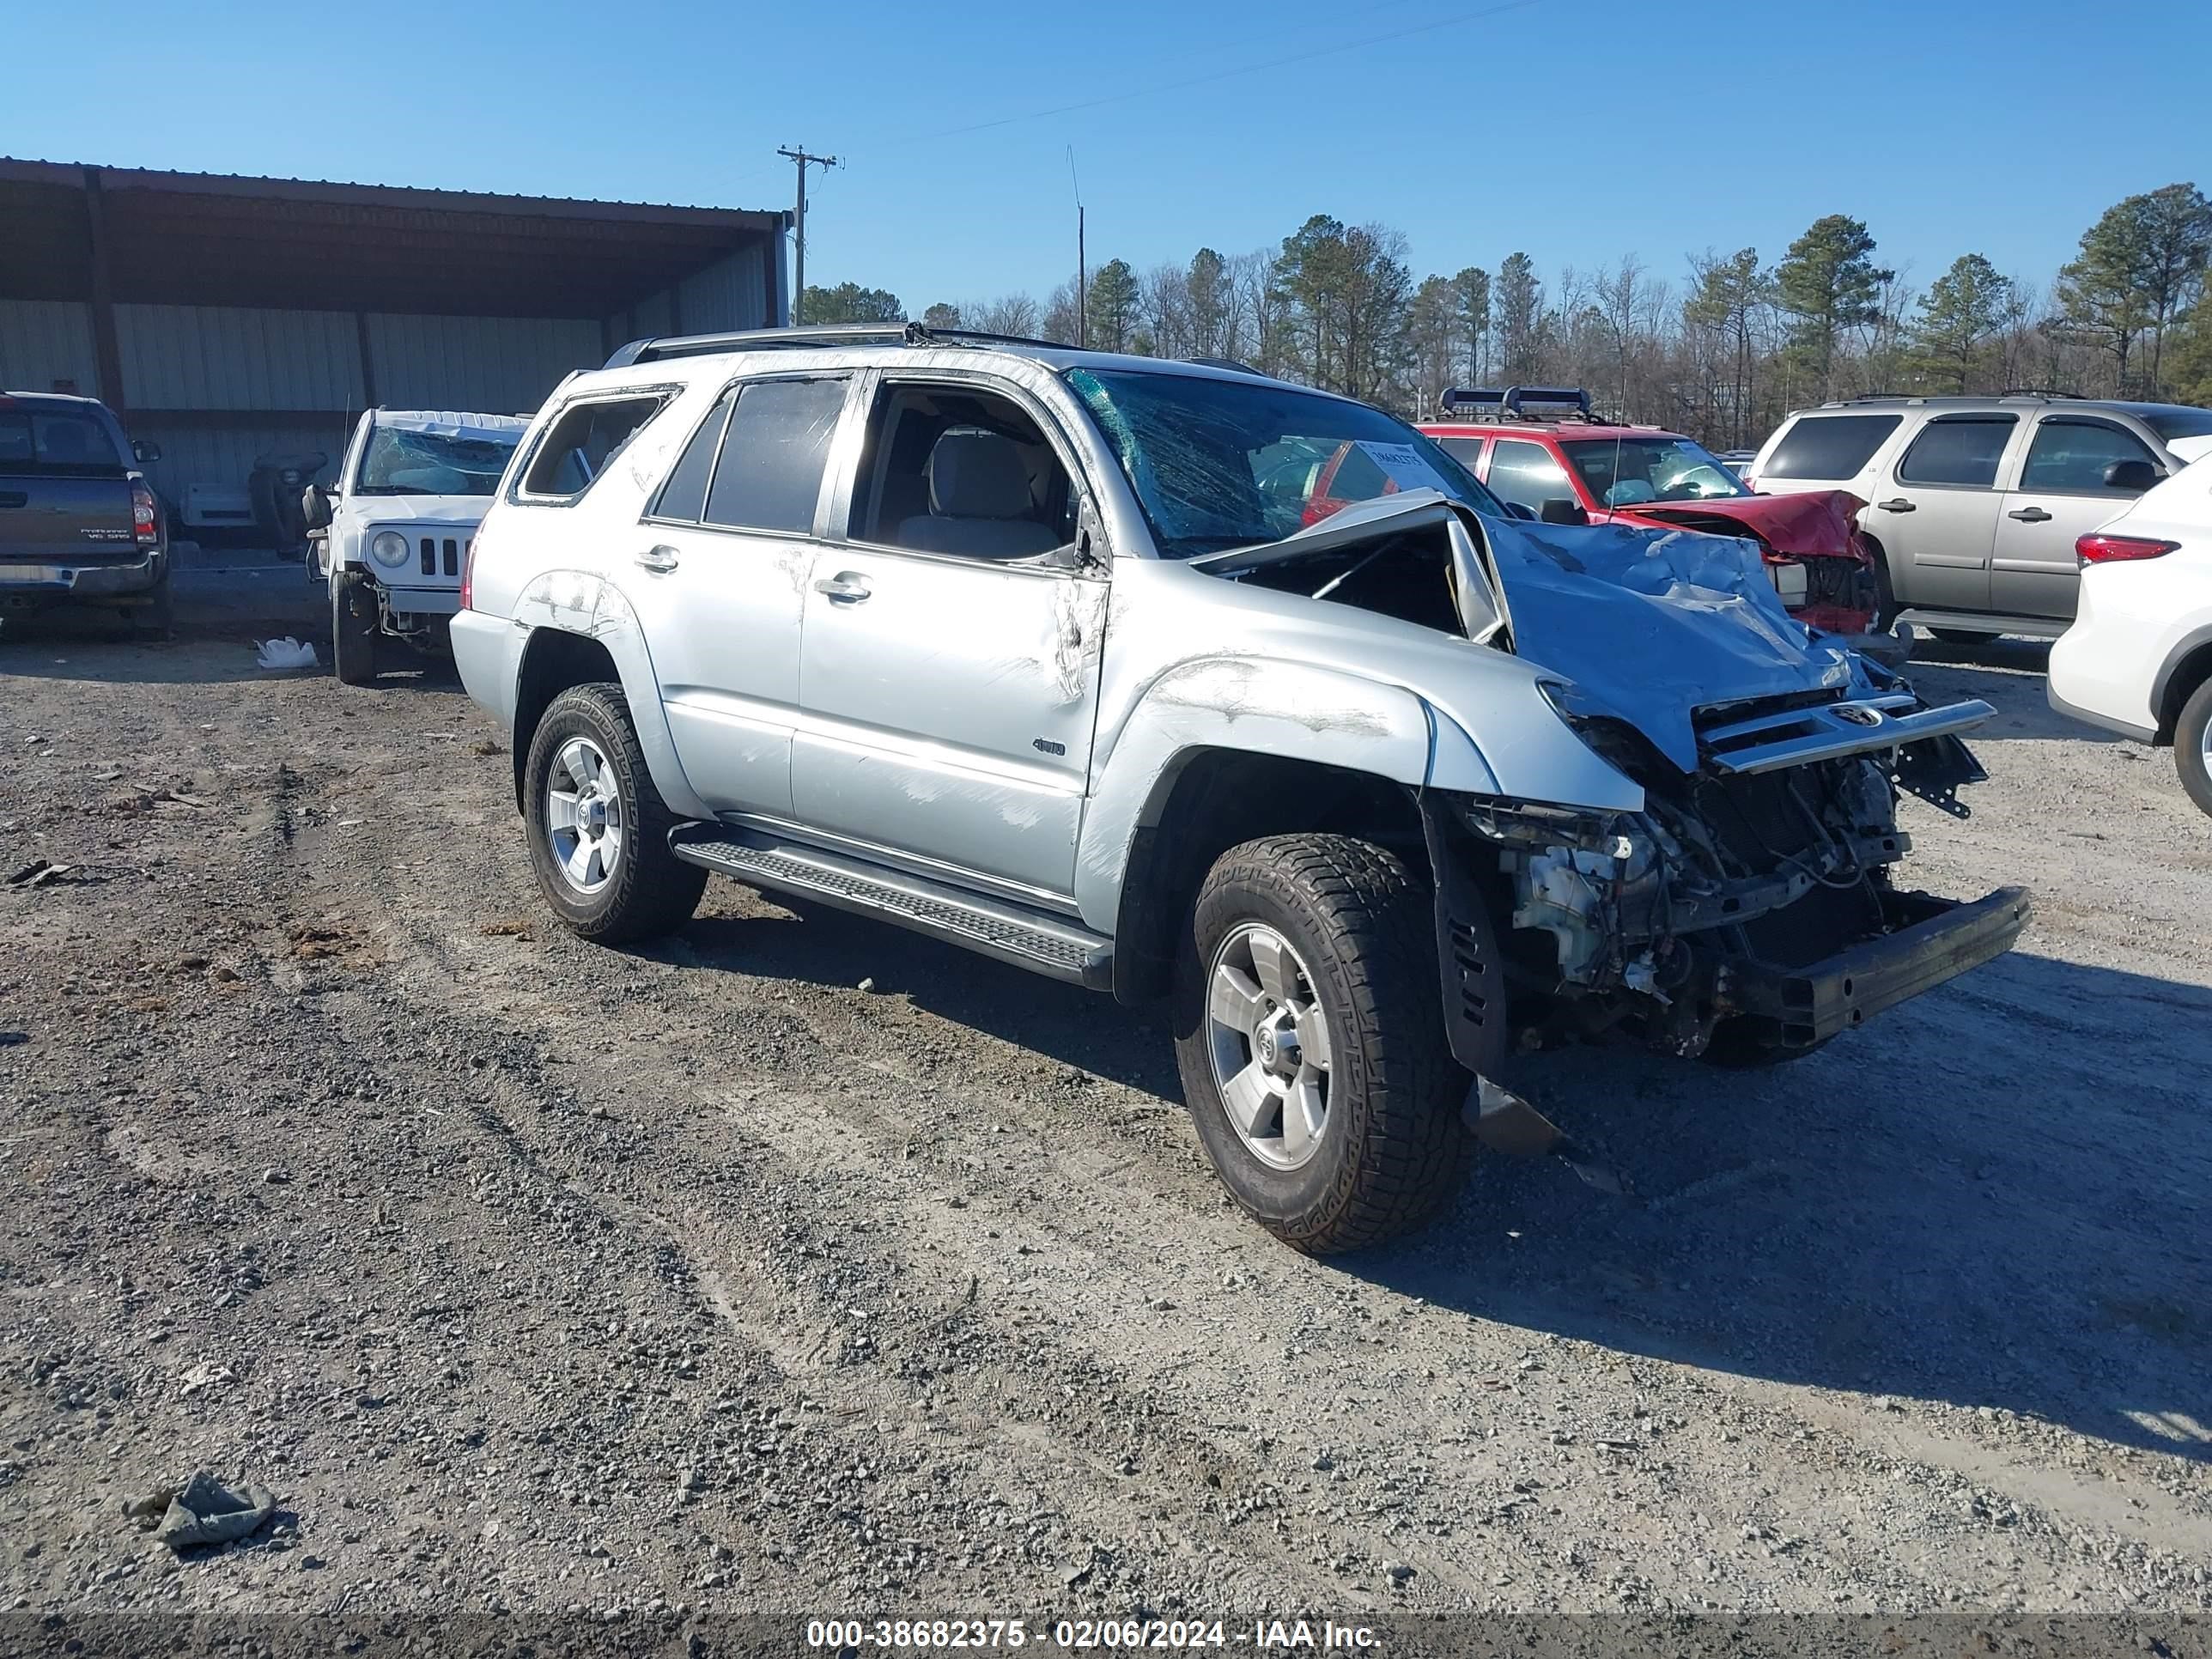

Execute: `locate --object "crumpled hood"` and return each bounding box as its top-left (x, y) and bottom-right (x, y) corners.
top-left (350, 494), bottom-right (495, 528)
top-left (1482, 509), bottom-right (1859, 770)
top-left (1195, 491), bottom-right (1863, 775)
top-left (1616, 489), bottom-right (1867, 559)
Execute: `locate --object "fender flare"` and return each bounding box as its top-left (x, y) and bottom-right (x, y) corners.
top-left (1073, 655), bottom-right (1498, 932)
top-left (510, 570), bottom-right (714, 823)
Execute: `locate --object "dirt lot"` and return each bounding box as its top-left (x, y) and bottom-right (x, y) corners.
top-left (3, 569), bottom-right (2209, 1641)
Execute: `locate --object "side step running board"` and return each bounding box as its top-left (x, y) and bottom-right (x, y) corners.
top-left (669, 824), bottom-right (1114, 992)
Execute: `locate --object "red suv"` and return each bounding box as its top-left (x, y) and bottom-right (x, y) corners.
top-left (1417, 387), bottom-right (1881, 642)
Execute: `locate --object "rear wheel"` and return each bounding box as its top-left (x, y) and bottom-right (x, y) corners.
top-left (133, 564), bottom-right (174, 641)
top-left (2175, 676), bottom-right (2212, 820)
top-left (1172, 835), bottom-right (1473, 1255)
top-left (524, 682), bottom-right (705, 944)
top-left (331, 571), bottom-right (379, 685)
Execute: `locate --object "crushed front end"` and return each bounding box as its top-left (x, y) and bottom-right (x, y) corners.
top-left (1434, 678), bottom-right (2029, 1065)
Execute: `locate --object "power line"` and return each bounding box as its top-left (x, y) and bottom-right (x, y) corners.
top-left (921, 0), bottom-right (1544, 142)
top-left (777, 146), bottom-right (840, 324)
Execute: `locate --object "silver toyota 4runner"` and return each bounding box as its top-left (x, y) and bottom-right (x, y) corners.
top-left (454, 324), bottom-right (2029, 1254)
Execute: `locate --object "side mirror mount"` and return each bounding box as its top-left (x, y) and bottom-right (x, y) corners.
top-left (131, 439), bottom-right (161, 464)
top-left (1502, 501), bottom-right (1536, 521)
top-left (1540, 497), bottom-right (1589, 526)
top-left (301, 483), bottom-right (334, 532)
top-left (2102, 459), bottom-right (2160, 493)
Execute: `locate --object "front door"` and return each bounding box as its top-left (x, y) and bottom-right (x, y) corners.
top-left (625, 374), bottom-right (854, 817)
top-left (1867, 413), bottom-right (2021, 614)
top-left (791, 377), bottom-right (1106, 902)
top-left (1992, 414), bottom-right (2164, 621)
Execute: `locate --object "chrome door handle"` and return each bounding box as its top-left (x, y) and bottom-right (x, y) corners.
top-left (1875, 498), bottom-right (1916, 513)
top-left (2008, 507), bottom-right (2052, 523)
top-left (813, 574), bottom-right (872, 604)
top-left (635, 544), bottom-right (680, 573)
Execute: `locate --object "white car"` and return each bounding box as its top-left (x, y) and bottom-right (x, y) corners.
top-left (307, 409), bottom-right (527, 684)
top-left (2047, 453), bottom-right (2212, 817)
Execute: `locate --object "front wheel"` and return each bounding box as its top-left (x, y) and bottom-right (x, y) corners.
top-left (2175, 676), bottom-right (2212, 820)
top-left (331, 571), bottom-right (380, 685)
top-left (523, 682), bottom-right (705, 944)
top-left (1172, 835), bottom-right (1473, 1255)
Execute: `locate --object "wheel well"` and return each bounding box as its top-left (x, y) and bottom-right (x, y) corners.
top-left (510, 629), bottom-right (620, 809)
top-left (1113, 750), bottom-right (1431, 1006)
top-left (2156, 640), bottom-right (2212, 744)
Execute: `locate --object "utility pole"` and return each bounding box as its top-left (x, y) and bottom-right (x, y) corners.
top-left (777, 146), bottom-right (839, 325)
top-left (1067, 147), bottom-right (1086, 349)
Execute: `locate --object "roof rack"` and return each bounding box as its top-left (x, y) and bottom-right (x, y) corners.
top-left (605, 320), bottom-right (1072, 368)
top-left (2000, 386), bottom-right (2083, 398)
top-left (1437, 385), bottom-right (1596, 422)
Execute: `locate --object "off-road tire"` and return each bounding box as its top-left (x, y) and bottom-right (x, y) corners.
top-left (1865, 538), bottom-right (1900, 633)
top-left (331, 571), bottom-right (380, 685)
top-left (523, 682), bottom-right (705, 944)
top-left (2174, 675), bottom-right (2212, 820)
top-left (1173, 834), bottom-right (1472, 1255)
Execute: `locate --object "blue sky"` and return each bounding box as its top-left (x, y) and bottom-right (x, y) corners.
top-left (8, 0), bottom-right (2208, 313)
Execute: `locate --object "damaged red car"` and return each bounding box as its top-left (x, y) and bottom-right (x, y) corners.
top-left (1416, 387), bottom-right (1888, 650)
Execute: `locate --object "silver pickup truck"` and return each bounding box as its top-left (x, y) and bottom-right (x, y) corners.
top-left (0, 391), bottom-right (169, 636)
top-left (453, 325), bottom-right (2029, 1255)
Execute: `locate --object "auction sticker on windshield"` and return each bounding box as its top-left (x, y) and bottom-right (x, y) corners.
top-left (1355, 440), bottom-right (1449, 493)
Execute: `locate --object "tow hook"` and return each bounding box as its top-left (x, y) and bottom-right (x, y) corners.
top-left (1463, 1077), bottom-right (1627, 1195)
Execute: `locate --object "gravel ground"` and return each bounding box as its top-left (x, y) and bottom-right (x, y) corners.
top-left (1, 573), bottom-right (2208, 1639)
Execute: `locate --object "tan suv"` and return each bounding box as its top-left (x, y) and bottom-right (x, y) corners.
top-left (1747, 395), bottom-right (2212, 643)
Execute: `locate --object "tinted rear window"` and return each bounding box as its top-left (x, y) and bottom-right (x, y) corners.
top-left (1897, 416), bottom-right (2016, 488)
top-left (1760, 414), bottom-right (1900, 480)
top-left (0, 408), bottom-right (125, 477)
top-left (2142, 406), bottom-right (2212, 442)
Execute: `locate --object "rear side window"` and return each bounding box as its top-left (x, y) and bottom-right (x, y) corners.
top-left (1431, 436), bottom-right (1486, 471)
top-left (2019, 418), bottom-right (2159, 494)
top-left (1761, 414), bottom-right (1899, 480)
top-left (520, 396), bottom-right (664, 499)
top-left (0, 408), bottom-right (125, 477)
top-left (703, 377), bottom-right (848, 535)
top-left (650, 387), bottom-right (736, 522)
top-left (1897, 416), bottom-right (2016, 488)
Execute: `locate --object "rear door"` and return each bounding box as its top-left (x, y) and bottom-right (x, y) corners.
top-left (1866, 413), bottom-right (2021, 613)
top-left (621, 374), bottom-right (856, 818)
top-left (0, 403), bottom-right (137, 563)
top-left (1993, 414), bottom-right (2165, 620)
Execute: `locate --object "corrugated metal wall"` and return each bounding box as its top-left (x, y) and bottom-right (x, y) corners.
top-left (0, 299), bottom-right (99, 394)
top-left (609, 245), bottom-right (773, 346)
top-left (365, 313), bottom-right (602, 416)
top-left (117, 304), bottom-right (362, 410)
top-left (145, 422), bottom-right (355, 504)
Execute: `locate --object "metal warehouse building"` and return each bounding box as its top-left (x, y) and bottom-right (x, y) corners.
top-left (0, 159), bottom-right (789, 514)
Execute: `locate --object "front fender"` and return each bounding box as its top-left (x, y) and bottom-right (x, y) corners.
top-left (511, 570), bottom-right (714, 823)
top-left (1072, 656), bottom-right (1498, 931)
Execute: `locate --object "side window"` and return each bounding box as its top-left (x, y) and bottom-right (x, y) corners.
top-left (520, 396), bottom-right (664, 499)
top-left (703, 377), bottom-right (848, 534)
top-left (1485, 439), bottom-right (1573, 513)
top-left (2018, 418), bottom-right (2158, 495)
top-left (848, 382), bottom-right (1073, 562)
top-left (1432, 435), bottom-right (1486, 472)
top-left (1761, 414), bottom-right (1900, 481)
top-left (1896, 416), bottom-right (2017, 488)
top-left (650, 386), bottom-right (736, 522)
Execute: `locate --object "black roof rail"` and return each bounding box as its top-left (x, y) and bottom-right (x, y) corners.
top-left (605, 320), bottom-right (1073, 369)
top-left (2000, 386), bottom-right (2083, 398)
top-left (1182, 355), bottom-right (1273, 378)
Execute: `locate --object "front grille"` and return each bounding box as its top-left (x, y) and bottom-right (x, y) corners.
top-left (416, 536), bottom-right (465, 579)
